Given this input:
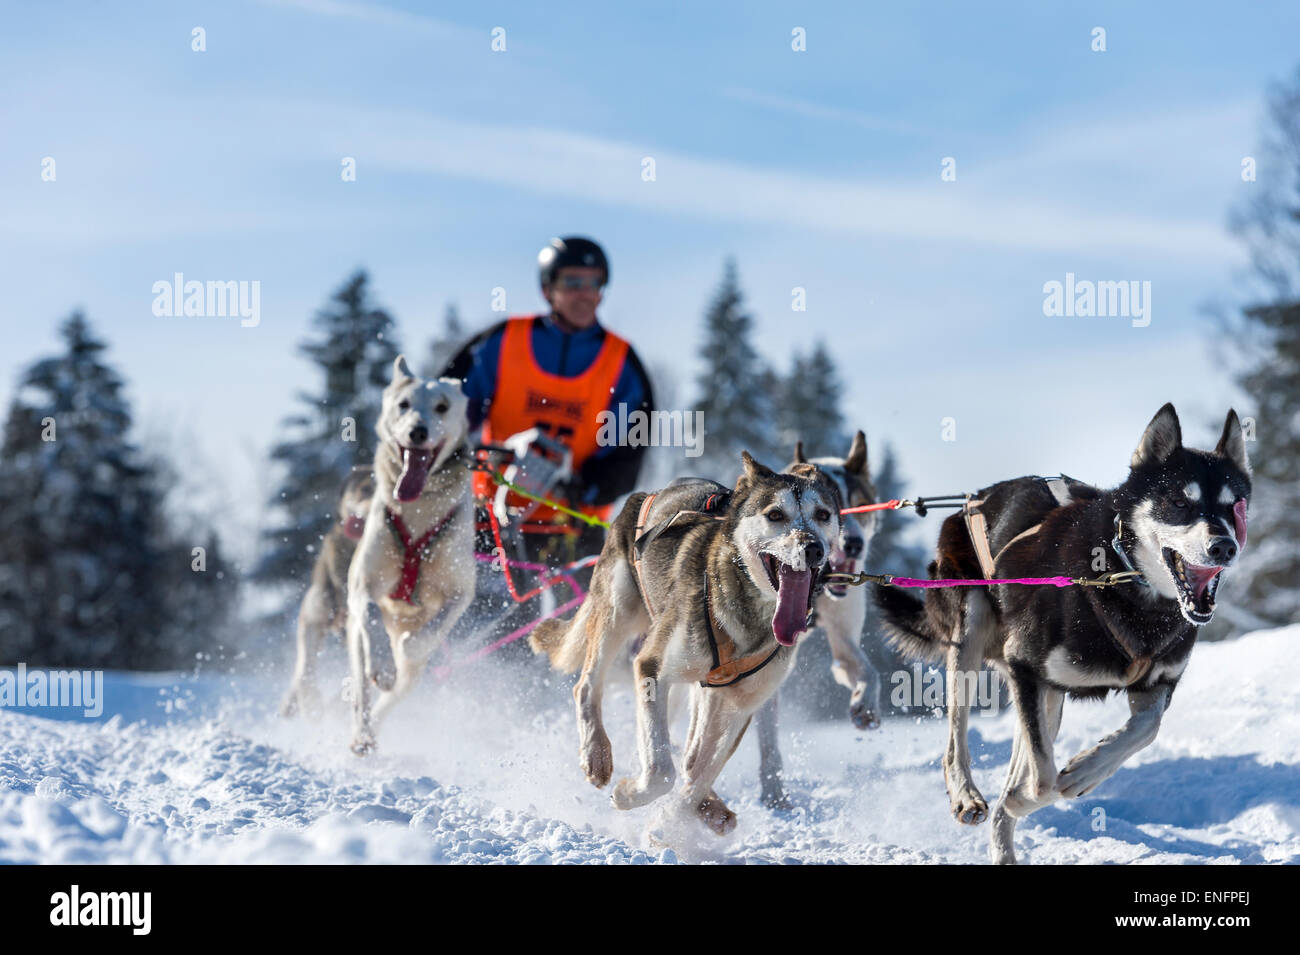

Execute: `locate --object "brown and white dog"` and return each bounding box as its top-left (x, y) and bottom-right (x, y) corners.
top-left (531, 452), bottom-right (842, 834)
top-left (344, 356), bottom-right (475, 755)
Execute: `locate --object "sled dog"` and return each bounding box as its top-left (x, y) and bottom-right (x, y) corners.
top-left (531, 452), bottom-right (841, 834)
top-left (281, 466), bottom-right (375, 718)
top-left (754, 431), bottom-right (883, 809)
top-left (875, 404), bottom-right (1251, 863)
top-left (344, 356), bottom-right (475, 755)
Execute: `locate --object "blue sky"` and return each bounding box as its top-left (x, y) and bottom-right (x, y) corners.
top-left (3, 0), bottom-right (1298, 562)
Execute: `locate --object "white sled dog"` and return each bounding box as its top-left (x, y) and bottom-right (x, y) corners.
top-left (754, 431), bottom-right (883, 809)
top-left (344, 356), bottom-right (475, 755)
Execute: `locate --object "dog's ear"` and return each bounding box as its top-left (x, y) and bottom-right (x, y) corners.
top-left (392, 355), bottom-right (415, 383)
top-left (1131, 403), bottom-right (1183, 469)
top-left (845, 430), bottom-right (868, 476)
top-left (1215, 409), bottom-right (1251, 475)
top-left (793, 440), bottom-right (807, 464)
top-left (737, 450), bottom-right (777, 491)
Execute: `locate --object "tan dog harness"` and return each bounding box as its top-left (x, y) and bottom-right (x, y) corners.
top-left (631, 492), bottom-right (783, 688)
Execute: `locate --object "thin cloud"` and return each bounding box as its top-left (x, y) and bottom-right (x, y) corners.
top-left (722, 86), bottom-right (922, 135)
top-left (289, 100), bottom-right (1236, 261)
top-left (252, 0), bottom-right (471, 37)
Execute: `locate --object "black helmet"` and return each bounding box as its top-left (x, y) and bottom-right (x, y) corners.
top-left (538, 236), bottom-right (609, 288)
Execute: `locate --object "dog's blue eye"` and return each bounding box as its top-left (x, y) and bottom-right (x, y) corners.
top-left (1174, 497), bottom-right (1189, 508)
top-left (766, 509), bottom-right (786, 522)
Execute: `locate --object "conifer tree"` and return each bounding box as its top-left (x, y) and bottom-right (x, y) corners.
top-left (779, 341), bottom-right (848, 459)
top-left (255, 271), bottom-right (400, 607)
top-left (1224, 67), bottom-right (1300, 627)
top-left (0, 314), bottom-right (164, 667)
top-left (693, 260), bottom-right (780, 479)
top-left (422, 302), bottom-right (465, 379)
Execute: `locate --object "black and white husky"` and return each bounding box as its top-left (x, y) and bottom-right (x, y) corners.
top-left (875, 404), bottom-right (1251, 863)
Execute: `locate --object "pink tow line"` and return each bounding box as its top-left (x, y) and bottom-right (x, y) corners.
top-left (887, 575), bottom-right (1077, 589)
top-left (431, 553), bottom-right (597, 679)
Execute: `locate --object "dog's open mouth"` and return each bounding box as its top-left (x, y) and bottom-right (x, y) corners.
top-left (759, 552), bottom-right (817, 646)
top-left (393, 441), bottom-right (442, 502)
top-left (1162, 547), bottom-right (1222, 626)
top-left (825, 557), bottom-right (853, 599)
top-left (341, 513), bottom-right (367, 540)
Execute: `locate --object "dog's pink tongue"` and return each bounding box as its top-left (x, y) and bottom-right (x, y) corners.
top-left (341, 514), bottom-right (366, 540)
top-left (394, 447), bottom-right (433, 502)
top-left (1233, 498), bottom-right (1248, 551)
top-left (772, 565), bottom-right (813, 646)
top-left (1188, 564), bottom-right (1222, 600)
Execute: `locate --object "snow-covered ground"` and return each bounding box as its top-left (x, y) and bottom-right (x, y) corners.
top-left (2, 626), bottom-right (1297, 865)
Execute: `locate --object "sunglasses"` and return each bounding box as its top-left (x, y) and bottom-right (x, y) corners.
top-left (554, 275), bottom-right (605, 291)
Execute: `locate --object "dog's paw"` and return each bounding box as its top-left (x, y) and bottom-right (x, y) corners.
top-left (611, 777), bottom-right (652, 810)
top-left (696, 795), bottom-right (737, 835)
top-left (580, 734), bottom-right (613, 789)
top-left (849, 702), bottom-right (881, 731)
top-left (761, 784), bottom-right (794, 812)
top-left (282, 686), bottom-right (322, 719)
top-left (950, 787), bottom-right (989, 826)
top-left (610, 777), bottom-right (638, 810)
top-left (849, 686), bottom-right (881, 730)
top-left (1055, 749), bottom-right (1110, 798)
top-left (350, 733), bottom-right (377, 757)
top-left (370, 664), bottom-right (396, 693)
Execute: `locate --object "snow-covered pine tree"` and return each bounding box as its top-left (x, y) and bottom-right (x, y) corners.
top-left (254, 271), bottom-right (400, 613)
top-left (778, 341), bottom-right (849, 459)
top-left (421, 302), bottom-right (465, 379)
top-left (692, 259), bottom-right (781, 480)
top-left (1223, 67), bottom-right (1300, 628)
top-left (143, 440), bottom-right (243, 669)
top-left (0, 313), bottom-right (167, 668)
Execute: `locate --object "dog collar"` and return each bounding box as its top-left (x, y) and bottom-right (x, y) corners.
top-left (1110, 514), bottom-right (1150, 589)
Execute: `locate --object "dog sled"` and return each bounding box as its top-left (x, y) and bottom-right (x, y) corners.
top-left (429, 429), bottom-right (606, 677)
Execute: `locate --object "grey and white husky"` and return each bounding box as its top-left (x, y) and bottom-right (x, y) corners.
top-left (875, 404), bottom-right (1251, 863)
top-left (531, 452), bottom-right (842, 835)
top-left (754, 430), bottom-right (883, 809)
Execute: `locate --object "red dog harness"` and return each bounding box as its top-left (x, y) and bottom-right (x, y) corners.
top-left (384, 504), bottom-right (460, 604)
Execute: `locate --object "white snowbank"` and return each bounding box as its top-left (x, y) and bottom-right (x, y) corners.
top-left (1, 625), bottom-right (1296, 864)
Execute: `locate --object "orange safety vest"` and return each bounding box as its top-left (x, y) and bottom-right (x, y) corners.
top-left (473, 316), bottom-right (630, 523)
